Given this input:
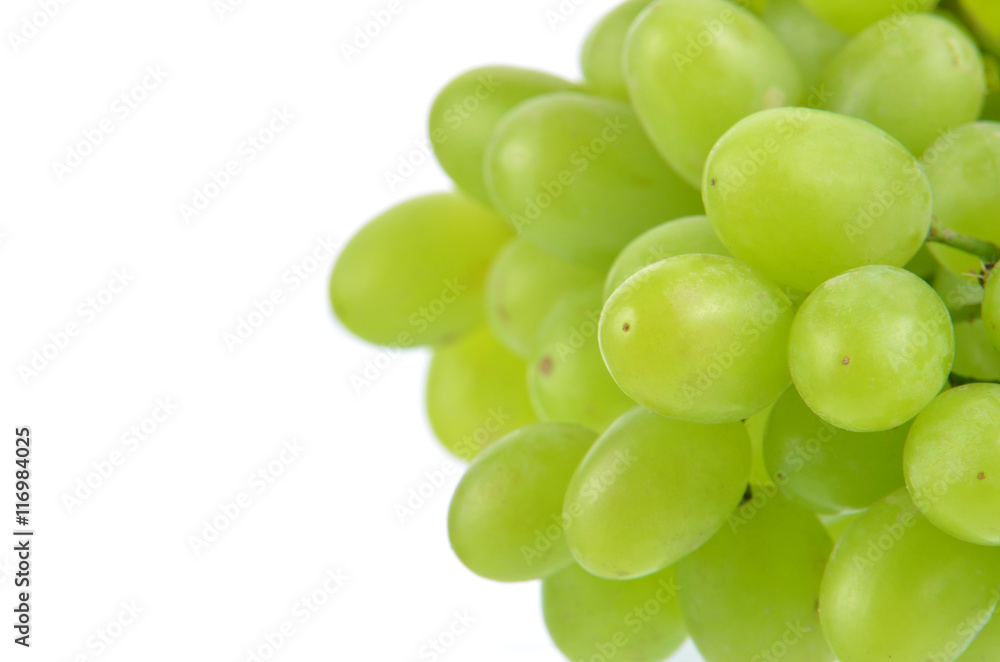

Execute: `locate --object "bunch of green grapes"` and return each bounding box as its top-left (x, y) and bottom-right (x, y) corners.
top-left (329, 1), bottom-right (1000, 660)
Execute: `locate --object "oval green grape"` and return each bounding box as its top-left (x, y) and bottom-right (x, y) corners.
top-left (953, 317), bottom-right (1000, 381)
top-left (820, 488), bottom-right (1000, 662)
top-left (788, 266), bottom-right (954, 432)
top-left (580, 0), bottom-right (655, 99)
top-left (761, 0), bottom-right (849, 88)
top-left (330, 193), bottom-right (511, 346)
top-left (425, 326), bottom-right (538, 461)
top-left (798, 0), bottom-right (939, 34)
top-left (428, 67), bottom-right (575, 205)
top-left (448, 422), bottom-right (595, 582)
top-left (484, 91), bottom-right (702, 268)
top-left (600, 254), bottom-right (795, 424)
top-left (564, 407), bottom-right (751, 579)
top-left (704, 107), bottom-right (933, 292)
top-left (542, 563), bottom-right (686, 662)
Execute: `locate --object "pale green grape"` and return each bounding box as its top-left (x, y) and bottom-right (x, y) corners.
top-left (924, 122), bottom-right (1000, 280)
top-left (624, 0), bottom-right (802, 186)
top-left (960, 0), bottom-right (1000, 55)
top-left (448, 423), bottom-right (595, 582)
top-left (542, 563), bottom-right (686, 662)
top-left (789, 266), bottom-right (954, 432)
top-left (676, 489), bottom-right (834, 662)
top-left (904, 384), bottom-right (1000, 546)
top-left (821, 510), bottom-right (862, 542)
top-left (564, 407), bottom-right (751, 579)
top-left (761, 0), bottom-right (849, 88)
top-left (580, 0), bottom-right (655, 99)
top-left (600, 254), bottom-right (795, 424)
top-left (905, 245), bottom-right (938, 281)
top-left (529, 287), bottom-right (636, 432)
top-left (704, 107), bottom-right (933, 292)
top-left (428, 67), bottom-right (575, 205)
top-left (745, 400), bottom-right (777, 485)
top-left (984, 270), bottom-right (1000, 352)
top-left (425, 327), bottom-right (538, 461)
top-left (934, 267), bottom-right (984, 316)
top-left (820, 488), bottom-right (1000, 662)
top-left (799, 0), bottom-right (939, 34)
top-left (819, 14), bottom-right (984, 156)
top-left (484, 92), bottom-right (702, 268)
top-left (958, 610), bottom-right (1000, 661)
top-left (330, 193), bottom-right (511, 346)
top-left (485, 237), bottom-right (602, 358)
top-left (954, 317), bottom-right (1000, 381)
top-left (603, 215), bottom-right (730, 300)
top-left (764, 387), bottom-right (908, 513)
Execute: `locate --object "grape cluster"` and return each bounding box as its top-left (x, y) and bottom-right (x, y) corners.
top-left (330, 1), bottom-right (1000, 660)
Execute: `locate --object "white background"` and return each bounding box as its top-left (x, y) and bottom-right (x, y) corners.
top-left (0, 0), bottom-right (705, 660)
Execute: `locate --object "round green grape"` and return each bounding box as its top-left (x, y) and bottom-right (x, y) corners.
top-left (600, 254), bottom-right (795, 424)
top-left (819, 14), bottom-right (985, 156)
top-left (954, 317), bottom-right (1000, 381)
top-left (704, 107), bottom-right (933, 292)
top-left (564, 407), bottom-right (751, 579)
top-left (764, 387), bottom-right (908, 513)
top-left (529, 287), bottom-right (636, 433)
top-left (580, 0), bottom-right (655, 99)
top-left (425, 326), bottom-right (538, 461)
top-left (428, 67), bottom-right (575, 205)
top-left (330, 193), bottom-right (511, 346)
top-left (603, 215), bottom-right (730, 300)
top-left (820, 488), bottom-right (1000, 662)
top-left (924, 122), bottom-right (1000, 280)
top-left (448, 423), bottom-right (595, 582)
top-left (542, 563), bottom-right (686, 662)
top-left (905, 384), bottom-right (1000, 546)
top-left (624, 0), bottom-right (802, 186)
top-left (485, 237), bottom-right (602, 358)
top-left (788, 266), bottom-right (954, 432)
top-left (484, 91), bottom-right (702, 268)
top-left (798, 0), bottom-right (939, 34)
top-left (761, 0), bottom-right (849, 88)
top-left (676, 488), bottom-right (835, 662)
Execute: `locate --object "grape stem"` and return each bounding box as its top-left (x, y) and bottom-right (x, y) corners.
top-left (926, 221), bottom-right (1000, 268)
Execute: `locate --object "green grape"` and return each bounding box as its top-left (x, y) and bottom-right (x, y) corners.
top-left (820, 488), bottom-right (1000, 662)
top-left (960, 0), bottom-right (1000, 56)
top-left (818, 14), bottom-right (984, 156)
top-left (484, 92), bottom-right (702, 268)
top-left (580, 0), bottom-right (655, 99)
top-left (984, 270), bottom-right (1000, 352)
top-left (676, 488), bottom-right (834, 662)
top-left (425, 327), bottom-right (538, 461)
top-left (330, 193), bottom-right (511, 346)
top-left (984, 89), bottom-right (1000, 122)
top-left (789, 266), bottom-right (954, 432)
top-left (820, 510), bottom-right (862, 542)
top-left (798, 0), bottom-right (940, 34)
top-left (745, 400), bottom-right (777, 486)
top-left (485, 237), bottom-right (602, 358)
top-left (564, 407), bottom-right (751, 579)
top-left (603, 215), bottom-right (730, 300)
top-left (958, 610), bottom-right (1000, 661)
top-left (761, 0), bottom-right (849, 88)
top-left (924, 122), bottom-right (1000, 280)
top-left (600, 254), bottom-right (795, 424)
top-left (905, 245), bottom-right (938, 282)
top-left (529, 287), bottom-right (636, 432)
top-left (428, 67), bottom-right (575, 205)
top-left (934, 266), bottom-right (985, 317)
top-left (448, 422), bottom-right (595, 582)
top-left (904, 384), bottom-right (1000, 546)
top-left (542, 563), bottom-right (686, 662)
top-left (624, 0), bottom-right (802, 186)
top-left (763, 387), bottom-right (908, 513)
top-left (954, 317), bottom-right (1000, 381)
top-left (704, 107), bottom-right (933, 292)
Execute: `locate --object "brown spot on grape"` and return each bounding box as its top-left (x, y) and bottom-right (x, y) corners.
top-left (710, 178), bottom-right (716, 186)
top-left (842, 357), bottom-right (850, 365)
top-left (539, 356), bottom-right (553, 376)
top-left (979, 472), bottom-right (986, 480)
top-left (622, 322), bottom-right (631, 332)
